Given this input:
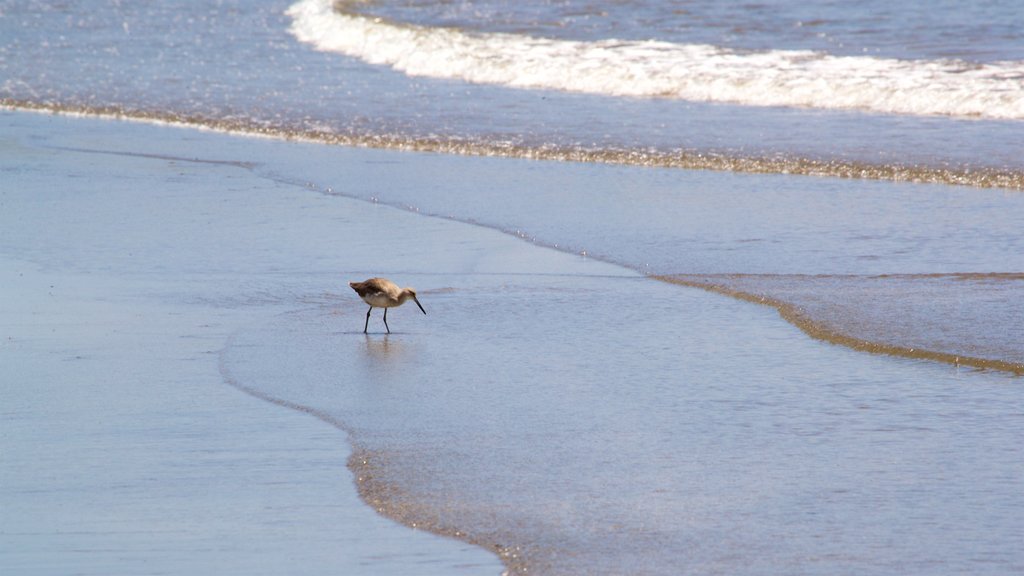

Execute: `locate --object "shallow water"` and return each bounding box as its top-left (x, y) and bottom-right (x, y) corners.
top-left (668, 273), bottom-right (1024, 372)
top-left (210, 142), bottom-right (1024, 370)
top-left (223, 265), bottom-right (1024, 575)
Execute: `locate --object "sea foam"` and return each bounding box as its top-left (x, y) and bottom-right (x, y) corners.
top-left (287, 0), bottom-right (1024, 120)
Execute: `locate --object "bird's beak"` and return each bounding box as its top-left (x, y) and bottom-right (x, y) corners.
top-left (413, 296), bottom-right (426, 315)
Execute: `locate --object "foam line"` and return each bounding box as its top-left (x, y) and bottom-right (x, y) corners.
top-left (287, 0), bottom-right (1024, 120)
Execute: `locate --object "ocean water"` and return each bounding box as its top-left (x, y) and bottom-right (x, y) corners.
top-left (3, 1), bottom-right (1023, 574)
top-left (3, 0), bottom-right (1024, 183)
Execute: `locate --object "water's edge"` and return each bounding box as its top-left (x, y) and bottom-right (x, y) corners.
top-left (5, 101), bottom-right (1022, 191)
top-left (217, 331), bottom-right (523, 575)
top-left (659, 275), bottom-right (1024, 375)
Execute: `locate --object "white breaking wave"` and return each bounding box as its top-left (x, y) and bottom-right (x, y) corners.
top-left (286, 0), bottom-right (1024, 120)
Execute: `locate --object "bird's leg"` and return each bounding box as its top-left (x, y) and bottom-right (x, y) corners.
top-left (364, 306), bottom-right (372, 334)
top-left (383, 308), bottom-right (390, 334)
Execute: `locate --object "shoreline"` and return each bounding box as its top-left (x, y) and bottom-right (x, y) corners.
top-left (6, 100), bottom-right (1023, 191)
top-left (5, 103), bottom-right (1017, 383)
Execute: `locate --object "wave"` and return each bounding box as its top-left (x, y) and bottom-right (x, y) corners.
top-left (287, 0), bottom-right (1024, 121)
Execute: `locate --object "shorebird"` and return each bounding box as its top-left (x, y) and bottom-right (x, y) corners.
top-left (349, 277), bottom-right (426, 334)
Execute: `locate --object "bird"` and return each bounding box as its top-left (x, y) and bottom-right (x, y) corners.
top-left (348, 277), bottom-right (426, 334)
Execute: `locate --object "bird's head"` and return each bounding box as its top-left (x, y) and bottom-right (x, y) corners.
top-left (403, 288), bottom-right (426, 314)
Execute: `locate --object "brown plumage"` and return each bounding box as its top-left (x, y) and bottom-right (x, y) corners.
top-left (348, 277), bottom-right (426, 334)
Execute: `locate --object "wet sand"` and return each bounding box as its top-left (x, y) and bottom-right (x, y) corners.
top-left (3, 110), bottom-right (1022, 576)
